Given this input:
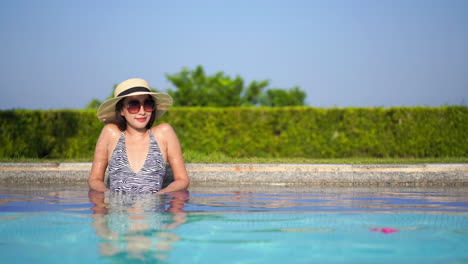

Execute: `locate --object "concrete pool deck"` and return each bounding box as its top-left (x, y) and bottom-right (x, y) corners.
top-left (0, 162), bottom-right (467, 186)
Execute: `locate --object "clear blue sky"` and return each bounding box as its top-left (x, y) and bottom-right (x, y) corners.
top-left (1, 0), bottom-right (467, 109)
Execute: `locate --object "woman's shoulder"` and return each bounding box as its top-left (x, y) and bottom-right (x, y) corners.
top-left (101, 123), bottom-right (123, 139)
top-left (151, 123), bottom-right (176, 138)
top-left (152, 123), bottom-right (174, 133)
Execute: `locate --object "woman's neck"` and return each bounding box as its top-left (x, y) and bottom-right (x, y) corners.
top-left (125, 126), bottom-right (148, 138)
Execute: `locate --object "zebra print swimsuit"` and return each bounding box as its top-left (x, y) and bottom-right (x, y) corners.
top-left (108, 131), bottom-right (166, 194)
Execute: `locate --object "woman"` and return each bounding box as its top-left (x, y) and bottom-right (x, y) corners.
top-left (88, 78), bottom-right (189, 194)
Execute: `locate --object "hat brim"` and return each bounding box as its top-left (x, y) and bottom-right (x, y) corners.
top-left (97, 92), bottom-right (173, 123)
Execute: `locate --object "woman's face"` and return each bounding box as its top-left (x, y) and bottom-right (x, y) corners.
top-left (120, 95), bottom-right (155, 130)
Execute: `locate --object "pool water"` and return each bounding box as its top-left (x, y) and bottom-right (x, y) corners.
top-left (1, 184), bottom-right (468, 264)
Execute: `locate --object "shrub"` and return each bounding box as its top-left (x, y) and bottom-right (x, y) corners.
top-left (0, 106), bottom-right (466, 159)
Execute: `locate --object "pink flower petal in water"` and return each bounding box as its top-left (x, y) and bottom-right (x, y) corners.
top-left (370, 227), bottom-right (399, 234)
top-left (381, 228), bottom-right (398, 234)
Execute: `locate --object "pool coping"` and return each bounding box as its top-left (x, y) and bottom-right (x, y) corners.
top-left (0, 162), bottom-right (467, 186)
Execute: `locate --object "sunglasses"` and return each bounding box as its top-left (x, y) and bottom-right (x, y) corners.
top-left (125, 99), bottom-right (156, 114)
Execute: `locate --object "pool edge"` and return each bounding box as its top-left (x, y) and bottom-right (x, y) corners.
top-left (0, 162), bottom-right (467, 186)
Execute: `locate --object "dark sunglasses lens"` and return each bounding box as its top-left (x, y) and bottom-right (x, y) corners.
top-left (143, 100), bottom-right (155, 112)
top-left (126, 101), bottom-right (140, 113)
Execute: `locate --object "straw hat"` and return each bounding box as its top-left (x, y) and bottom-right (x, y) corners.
top-left (97, 78), bottom-right (173, 123)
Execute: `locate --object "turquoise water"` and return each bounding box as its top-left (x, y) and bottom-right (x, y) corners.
top-left (1, 184), bottom-right (468, 263)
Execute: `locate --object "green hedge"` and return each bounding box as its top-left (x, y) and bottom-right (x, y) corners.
top-left (0, 106), bottom-right (466, 159)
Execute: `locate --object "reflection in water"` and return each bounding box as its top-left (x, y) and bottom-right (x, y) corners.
top-left (185, 186), bottom-right (468, 213)
top-left (1, 185), bottom-right (468, 263)
top-left (88, 190), bottom-right (189, 262)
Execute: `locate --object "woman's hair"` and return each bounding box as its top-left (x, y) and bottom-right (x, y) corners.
top-left (115, 96), bottom-right (157, 131)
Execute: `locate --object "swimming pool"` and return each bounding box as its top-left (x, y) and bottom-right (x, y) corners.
top-left (1, 183), bottom-right (467, 263)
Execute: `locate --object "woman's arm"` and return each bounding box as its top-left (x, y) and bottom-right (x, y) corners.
top-left (88, 125), bottom-right (117, 192)
top-left (155, 124), bottom-right (190, 194)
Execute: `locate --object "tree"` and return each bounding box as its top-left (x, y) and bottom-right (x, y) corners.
top-left (166, 65), bottom-right (269, 107)
top-left (85, 66), bottom-right (308, 108)
top-left (166, 65), bottom-right (306, 107)
top-left (260, 86), bottom-right (306, 107)
top-left (86, 98), bottom-right (102, 109)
